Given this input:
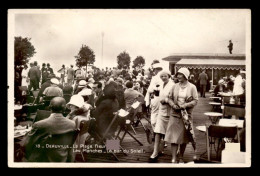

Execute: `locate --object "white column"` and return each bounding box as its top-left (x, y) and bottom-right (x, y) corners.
top-left (211, 68), bottom-right (214, 88)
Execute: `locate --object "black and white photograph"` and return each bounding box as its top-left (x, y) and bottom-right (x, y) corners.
top-left (8, 9), bottom-right (251, 167)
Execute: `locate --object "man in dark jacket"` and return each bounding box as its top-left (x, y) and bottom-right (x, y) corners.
top-left (198, 70), bottom-right (208, 98)
top-left (28, 61), bottom-right (40, 91)
top-left (41, 63), bottom-right (48, 85)
top-left (228, 40), bottom-right (233, 54)
top-left (46, 63), bottom-right (54, 74)
top-left (21, 97), bottom-right (76, 162)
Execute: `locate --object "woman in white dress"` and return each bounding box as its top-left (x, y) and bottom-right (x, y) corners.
top-left (21, 65), bottom-right (29, 87)
top-left (149, 70), bottom-right (174, 162)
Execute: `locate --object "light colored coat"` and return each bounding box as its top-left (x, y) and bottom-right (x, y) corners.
top-left (144, 71), bottom-right (163, 106)
top-left (158, 80), bottom-right (175, 117)
top-left (168, 82), bottom-right (198, 118)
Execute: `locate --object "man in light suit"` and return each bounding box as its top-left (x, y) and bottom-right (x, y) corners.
top-left (198, 70), bottom-right (208, 98)
top-left (67, 65), bottom-right (75, 86)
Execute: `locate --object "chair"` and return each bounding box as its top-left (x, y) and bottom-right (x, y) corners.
top-left (223, 104), bottom-right (245, 119)
top-left (90, 112), bottom-right (127, 161)
top-left (115, 105), bottom-right (144, 146)
top-left (44, 130), bottom-right (79, 162)
top-left (206, 124), bottom-right (240, 162)
top-left (33, 110), bottom-right (51, 123)
top-left (74, 119), bottom-right (91, 162)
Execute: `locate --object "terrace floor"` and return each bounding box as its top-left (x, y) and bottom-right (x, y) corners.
top-left (75, 93), bottom-right (216, 163)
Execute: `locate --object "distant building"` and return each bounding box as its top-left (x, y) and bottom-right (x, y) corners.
top-left (162, 53), bottom-right (245, 86)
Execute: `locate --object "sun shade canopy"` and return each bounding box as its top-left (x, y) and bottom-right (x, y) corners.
top-left (175, 59), bottom-right (245, 70)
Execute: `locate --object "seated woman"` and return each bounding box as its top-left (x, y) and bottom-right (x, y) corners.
top-left (66, 94), bottom-right (87, 121)
top-left (90, 84), bottom-right (119, 138)
top-left (66, 94), bottom-right (91, 153)
top-left (214, 79), bottom-right (226, 97)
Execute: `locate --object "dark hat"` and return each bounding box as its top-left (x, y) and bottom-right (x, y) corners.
top-left (42, 63), bottom-right (46, 66)
top-left (47, 63), bottom-right (50, 66)
top-left (62, 64), bottom-right (65, 67)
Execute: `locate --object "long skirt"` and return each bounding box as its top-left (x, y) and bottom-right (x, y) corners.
top-left (154, 115), bottom-right (169, 135)
top-left (165, 114), bottom-right (193, 144)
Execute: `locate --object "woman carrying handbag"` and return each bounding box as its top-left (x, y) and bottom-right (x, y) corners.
top-left (161, 67), bottom-right (198, 163)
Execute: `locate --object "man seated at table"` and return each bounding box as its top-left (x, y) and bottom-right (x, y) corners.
top-left (20, 97), bottom-right (76, 162)
top-left (39, 78), bottom-right (64, 103)
top-left (36, 74), bottom-right (56, 103)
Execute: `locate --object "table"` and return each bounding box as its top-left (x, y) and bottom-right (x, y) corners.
top-left (209, 102), bottom-right (222, 112)
top-left (209, 97), bottom-right (221, 100)
top-left (218, 119), bottom-right (244, 128)
top-left (204, 112), bottom-right (223, 124)
top-left (14, 126), bottom-right (32, 138)
top-left (196, 125), bottom-right (206, 132)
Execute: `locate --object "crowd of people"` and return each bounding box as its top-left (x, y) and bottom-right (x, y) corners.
top-left (14, 60), bottom-right (246, 163)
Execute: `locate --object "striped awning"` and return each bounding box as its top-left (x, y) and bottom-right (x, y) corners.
top-left (175, 59), bottom-right (245, 70)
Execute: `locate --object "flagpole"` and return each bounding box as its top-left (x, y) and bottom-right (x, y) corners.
top-left (101, 32), bottom-right (104, 68)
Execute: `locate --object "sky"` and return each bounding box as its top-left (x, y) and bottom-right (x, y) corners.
top-left (13, 9), bottom-right (249, 73)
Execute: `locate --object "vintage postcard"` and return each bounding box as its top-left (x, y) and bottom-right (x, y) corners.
top-left (8, 9), bottom-right (251, 167)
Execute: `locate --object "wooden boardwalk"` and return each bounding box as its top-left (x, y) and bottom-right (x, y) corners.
top-left (76, 93), bottom-right (214, 163)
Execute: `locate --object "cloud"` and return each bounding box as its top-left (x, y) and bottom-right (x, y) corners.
top-left (14, 9), bottom-right (247, 72)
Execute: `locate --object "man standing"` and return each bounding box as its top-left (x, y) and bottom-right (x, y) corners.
top-left (67, 65), bottom-right (74, 86)
top-left (46, 63), bottom-right (54, 74)
top-left (228, 40), bottom-right (233, 54)
top-left (198, 69), bottom-right (208, 98)
top-left (36, 65), bottom-right (41, 89)
top-left (58, 64), bottom-right (66, 85)
top-left (41, 63), bottom-right (48, 85)
top-left (28, 61), bottom-right (40, 91)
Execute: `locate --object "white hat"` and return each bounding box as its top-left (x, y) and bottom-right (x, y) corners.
top-left (159, 70), bottom-right (171, 77)
top-left (88, 78), bottom-right (95, 83)
top-left (153, 63), bottom-right (163, 69)
top-left (50, 78), bottom-right (59, 85)
top-left (78, 88), bottom-right (92, 96)
top-left (78, 80), bottom-right (87, 87)
top-left (177, 68), bottom-right (190, 80)
top-left (66, 94), bottom-right (84, 109)
top-left (218, 79), bottom-right (224, 84)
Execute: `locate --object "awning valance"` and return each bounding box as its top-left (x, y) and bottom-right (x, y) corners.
top-left (175, 59), bottom-right (245, 70)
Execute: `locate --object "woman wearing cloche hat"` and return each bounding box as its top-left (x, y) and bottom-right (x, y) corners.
top-left (161, 67), bottom-right (199, 163)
